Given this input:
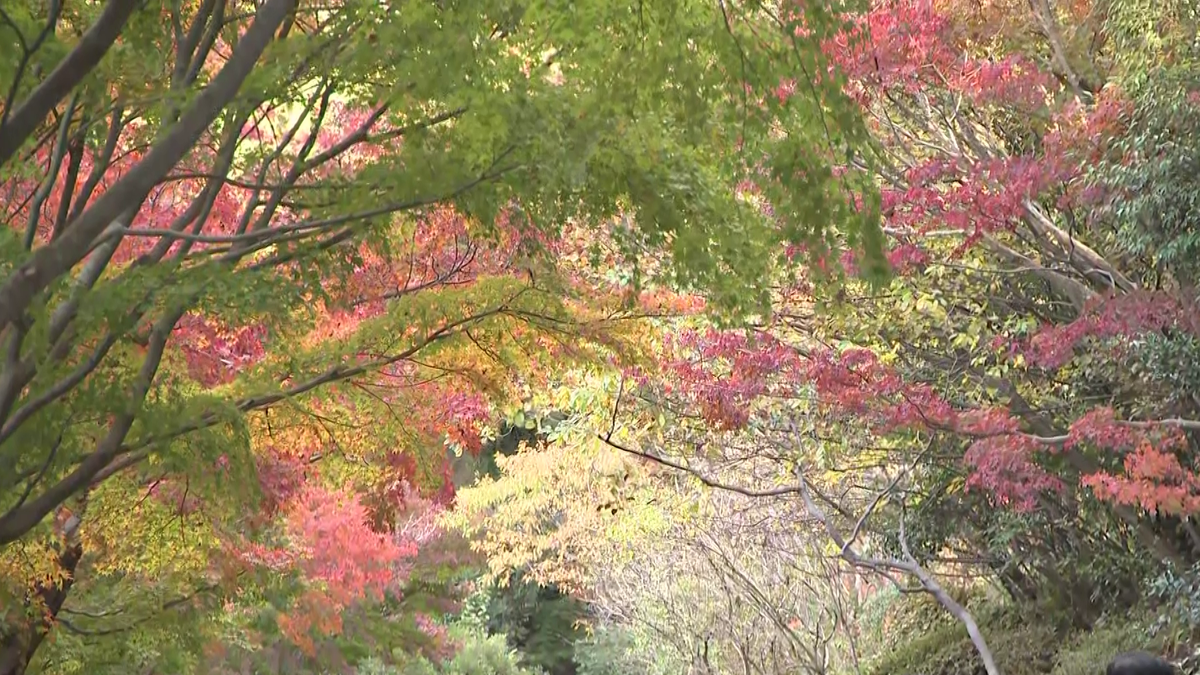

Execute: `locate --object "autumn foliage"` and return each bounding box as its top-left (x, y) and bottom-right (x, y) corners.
top-left (588, 0), bottom-right (1200, 642)
top-left (2, 0), bottom-right (1200, 671)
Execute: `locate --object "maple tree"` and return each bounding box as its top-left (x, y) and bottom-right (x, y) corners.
top-left (448, 0), bottom-right (1200, 673)
top-left (705, 0), bottom-right (1194, 648)
top-left (809, 0), bottom-right (1200, 596)
top-left (0, 0), bottom-right (896, 671)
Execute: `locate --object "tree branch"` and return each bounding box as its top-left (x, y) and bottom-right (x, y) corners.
top-left (0, 0), bottom-right (295, 332)
top-left (0, 0), bottom-right (139, 169)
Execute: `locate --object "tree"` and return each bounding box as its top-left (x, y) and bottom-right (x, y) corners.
top-left (592, 0), bottom-right (1200, 641)
top-left (589, 485), bottom-right (864, 675)
top-left (452, 1), bottom-right (1200, 674)
top-left (442, 373), bottom-right (676, 595)
top-left (0, 0), bottom-right (885, 671)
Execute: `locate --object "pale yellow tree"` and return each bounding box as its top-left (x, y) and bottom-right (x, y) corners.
top-left (440, 370), bottom-right (682, 594)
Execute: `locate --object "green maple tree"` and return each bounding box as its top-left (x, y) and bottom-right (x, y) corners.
top-left (0, 0), bottom-right (881, 672)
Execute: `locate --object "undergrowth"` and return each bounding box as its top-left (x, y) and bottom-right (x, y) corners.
top-left (864, 591), bottom-right (1163, 675)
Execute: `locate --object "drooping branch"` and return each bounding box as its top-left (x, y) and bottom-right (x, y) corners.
top-left (0, 294), bottom-right (523, 545)
top-left (793, 472), bottom-right (1003, 675)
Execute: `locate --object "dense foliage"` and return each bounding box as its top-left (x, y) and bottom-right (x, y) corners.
top-left (1, 0), bottom-right (1199, 673)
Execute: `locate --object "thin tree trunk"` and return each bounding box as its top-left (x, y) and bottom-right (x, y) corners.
top-left (0, 540), bottom-right (83, 675)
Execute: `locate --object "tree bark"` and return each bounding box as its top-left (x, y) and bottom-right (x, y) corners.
top-left (795, 476), bottom-right (1005, 675)
top-left (0, 0), bottom-right (295, 547)
top-left (0, 0), bottom-right (295, 334)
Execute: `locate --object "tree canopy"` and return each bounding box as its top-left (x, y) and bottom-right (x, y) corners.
top-left (3, 0), bottom-right (1200, 673)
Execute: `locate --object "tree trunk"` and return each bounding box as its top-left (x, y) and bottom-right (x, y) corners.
top-left (0, 540), bottom-right (83, 675)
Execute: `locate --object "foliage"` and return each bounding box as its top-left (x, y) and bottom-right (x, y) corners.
top-left (870, 625), bottom-right (1053, 675)
top-left (1049, 619), bottom-right (1158, 675)
top-left (442, 375), bottom-right (678, 593)
top-left (392, 623), bottom-right (542, 675)
top-left (572, 626), bottom-right (679, 675)
top-left (5, 0), bottom-right (1200, 670)
top-left (1092, 71), bottom-right (1200, 288)
top-left (476, 575), bottom-right (585, 675)
top-left (0, 0), bottom-right (894, 669)
top-left (566, 0), bottom-right (1200, 638)
top-left (452, 0), bottom-right (1200, 672)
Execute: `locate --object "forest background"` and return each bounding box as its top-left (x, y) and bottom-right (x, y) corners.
top-left (0, 0), bottom-right (1198, 673)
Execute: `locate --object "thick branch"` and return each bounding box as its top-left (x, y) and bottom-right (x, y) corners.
top-left (982, 233), bottom-right (1093, 312)
top-left (0, 0), bottom-right (295, 332)
top-left (0, 0), bottom-right (140, 169)
top-left (1026, 0), bottom-right (1090, 97)
top-left (794, 476), bottom-right (1003, 675)
top-left (0, 305), bottom-right (182, 545)
top-left (87, 302), bottom-right (514, 489)
top-left (1021, 199), bottom-right (1135, 292)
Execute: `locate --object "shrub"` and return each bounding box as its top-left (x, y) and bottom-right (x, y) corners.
top-left (1050, 618), bottom-right (1157, 675)
top-left (868, 603), bottom-right (1059, 675)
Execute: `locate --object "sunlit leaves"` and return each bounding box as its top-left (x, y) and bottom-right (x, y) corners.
top-left (444, 429), bottom-right (673, 594)
top-left (81, 477), bottom-right (220, 578)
